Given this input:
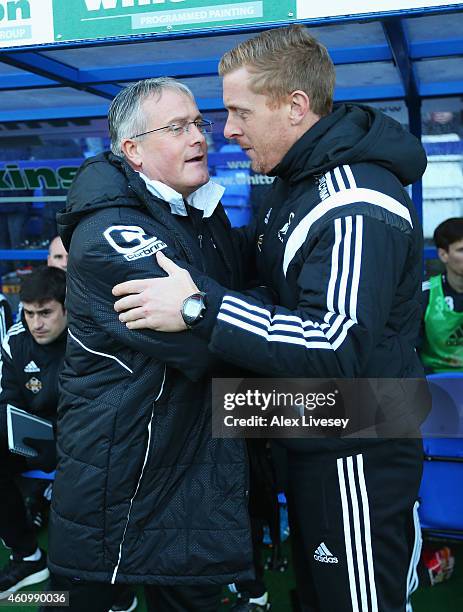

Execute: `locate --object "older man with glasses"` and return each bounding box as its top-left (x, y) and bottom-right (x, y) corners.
top-left (39, 78), bottom-right (253, 612)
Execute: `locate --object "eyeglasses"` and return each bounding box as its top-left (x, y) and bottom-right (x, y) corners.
top-left (131, 119), bottom-right (214, 139)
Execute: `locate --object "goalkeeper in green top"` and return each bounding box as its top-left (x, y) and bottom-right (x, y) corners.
top-left (420, 217), bottom-right (463, 372)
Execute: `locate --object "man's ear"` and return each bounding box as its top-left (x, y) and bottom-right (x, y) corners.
top-left (121, 138), bottom-right (142, 169)
top-left (289, 90), bottom-right (311, 125)
top-left (438, 247), bottom-right (449, 264)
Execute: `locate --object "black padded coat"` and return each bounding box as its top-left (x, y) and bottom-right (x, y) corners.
top-left (48, 152), bottom-right (253, 586)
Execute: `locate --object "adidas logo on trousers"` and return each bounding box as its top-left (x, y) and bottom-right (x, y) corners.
top-left (314, 542), bottom-right (339, 564)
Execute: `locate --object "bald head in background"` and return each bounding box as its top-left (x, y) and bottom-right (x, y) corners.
top-left (47, 236), bottom-right (68, 272)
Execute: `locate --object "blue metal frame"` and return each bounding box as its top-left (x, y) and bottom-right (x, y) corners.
top-left (80, 59), bottom-right (220, 84)
top-left (0, 36), bottom-right (457, 92)
top-left (382, 19), bottom-right (420, 101)
top-left (0, 105), bottom-right (109, 122)
top-left (0, 9), bottom-right (460, 117)
top-left (334, 85), bottom-right (405, 102)
top-left (420, 80), bottom-right (463, 96)
top-left (75, 45), bottom-right (394, 86)
top-left (0, 250), bottom-right (47, 260)
top-left (0, 74), bottom-right (57, 90)
top-left (0, 86), bottom-right (413, 122)
top-left (0, 52), bottom-right (121, 99)
top-left (382, 18), bottom-right (423, 221)
top-left (0, 5), bottom-right (462, 260)
top-left (410, 38), bottom-right (463, 58)
top-left (0, 47), bottom-right (395, 94)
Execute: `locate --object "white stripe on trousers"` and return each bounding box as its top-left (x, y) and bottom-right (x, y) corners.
top-left (337, 454), bottom-right (378, 612)
top-left (405, 501), bottom-right (422, 612)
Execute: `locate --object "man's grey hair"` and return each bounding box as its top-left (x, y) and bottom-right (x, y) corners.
top-left (108, 77), bottom-right (194, 156)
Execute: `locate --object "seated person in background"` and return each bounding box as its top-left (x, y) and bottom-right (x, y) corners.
top-left (420, 217), bottom-right (463, 372)
top-left (47, 236), bottom-right (68, 272)
top-left (0, 293), bottom-right (13, 344)
top-left (14, 236), bottom-right (68, 329)
top-left (0, 266), bottom-right (67, 598)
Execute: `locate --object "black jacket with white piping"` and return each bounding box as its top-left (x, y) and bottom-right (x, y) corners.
top-left (0, 320), bottom-right (65, 430)
top-left (0, 293), bottom-right (13, 345)
top-left (195, 104), bottom-right (431, 450)
top-left (48, 152), bottom-right (253, 585)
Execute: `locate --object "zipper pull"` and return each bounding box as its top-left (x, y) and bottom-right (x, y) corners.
top-left (198, 234), bottom-right (203, 249)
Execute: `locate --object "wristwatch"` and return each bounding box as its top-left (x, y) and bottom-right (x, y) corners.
top-left (181, 292), bottom-right (207, 328)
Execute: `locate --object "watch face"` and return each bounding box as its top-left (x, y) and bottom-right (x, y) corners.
top-left (184, 296), bottom-right (202, 319)
top-left (182, 293), bottom-right (206, 326)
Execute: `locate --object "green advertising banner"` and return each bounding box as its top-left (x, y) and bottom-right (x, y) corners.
top-left (1, 0), bottom-right (459, 50)
top-left (52, 0), bottom-right (296, 42)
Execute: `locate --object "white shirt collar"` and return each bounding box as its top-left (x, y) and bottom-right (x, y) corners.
top-left (138, 172), bottom-right (225, 219)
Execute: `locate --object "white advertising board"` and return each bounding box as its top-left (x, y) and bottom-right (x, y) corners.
top-left (0, 0), bottom-right (54, 48)
top-left (297, 0), bottom-right (463, 20)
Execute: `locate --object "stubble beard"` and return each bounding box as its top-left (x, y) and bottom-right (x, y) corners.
top-left (252, 153), bottom-right (268, 175)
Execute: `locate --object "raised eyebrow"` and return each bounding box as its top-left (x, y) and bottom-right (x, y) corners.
top-left (167, 114), bottom-right (203, 125)
top-left (227, 105), bottom-right (251, 113)
top-left (164, 115), bottom-right (189, 125)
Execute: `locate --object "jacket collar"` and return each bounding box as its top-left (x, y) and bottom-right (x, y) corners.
top-left (138, 172), bottom-right (225, 218)
top-left (270, 107), bottom-right (346, 182)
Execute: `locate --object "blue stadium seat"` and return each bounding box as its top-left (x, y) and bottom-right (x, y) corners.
top-left (21, 470), bottom-right (55, 480)
top-left (418, 374), bottom-right (463, 537)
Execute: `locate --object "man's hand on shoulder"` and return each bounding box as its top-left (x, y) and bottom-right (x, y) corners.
top-left (113, 251), bottom-right (198, 332)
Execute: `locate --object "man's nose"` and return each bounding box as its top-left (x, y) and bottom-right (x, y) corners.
top-left (223, 116), bottom-right (241, 140)
top-left (188, 123), bottom-right (206, 145)
top-left (32, 316), bottom-right (43, 329)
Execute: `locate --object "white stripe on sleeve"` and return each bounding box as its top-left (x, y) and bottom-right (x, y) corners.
top-left (217, 215), bottom-right (364, 354)
top-left (283, 187), bottom-right (412, 276)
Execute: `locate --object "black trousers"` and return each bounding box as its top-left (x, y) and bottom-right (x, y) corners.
top-left (0, 426), bottom-right (37, 557)
top-left (234, 517), bottom-right (266, 598)
top-left (39, 573), bottom-right (222, 612)
top-left (287, 439), bottom-right (424, 612)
